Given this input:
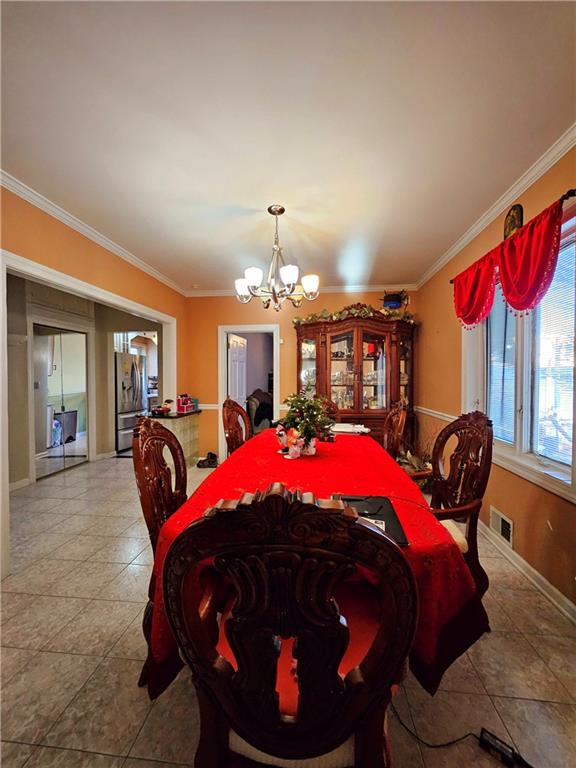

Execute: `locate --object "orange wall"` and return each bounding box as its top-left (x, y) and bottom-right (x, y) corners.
top-left (187, 291), bottom-right (417, 455)
top-left (1, 189), bottom-right (191, 390)
top-left (415, 149), bottom-right (576, 602)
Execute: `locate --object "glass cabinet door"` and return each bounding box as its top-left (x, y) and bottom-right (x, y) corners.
top-left (329, 331), bottom-right (355, 410)
top-left (362, 332), bottom-right (387, 410)
top-left (299, 338), bottom-right (317, 393)
top-left (399, 337), bottom-right (412, 404)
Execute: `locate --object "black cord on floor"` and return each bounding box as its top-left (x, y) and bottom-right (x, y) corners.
top-left (391, 702), bottom-right (479, 749)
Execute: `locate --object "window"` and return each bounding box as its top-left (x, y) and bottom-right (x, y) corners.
top-left (532, 231), bottom-right (574, 465)
top-left (486, 283), bottom-right (516, 444)
top-left (478, 206), bottom-right (576, 498)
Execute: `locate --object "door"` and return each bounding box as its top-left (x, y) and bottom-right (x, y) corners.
top-left (33, 326), bottom-right (88, 478)
top-left (227, 334), bottom-right (247, 406)
top-left (33, 332), bottom-right (57, 455)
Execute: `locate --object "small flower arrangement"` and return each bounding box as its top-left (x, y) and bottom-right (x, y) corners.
top-left (281, 386), bottom-right (334, 446)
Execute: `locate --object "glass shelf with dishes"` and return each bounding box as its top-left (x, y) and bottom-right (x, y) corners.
top-left (299, 338), bottom-right (318, 394)
top-left (362, 332), bottom-right (386, 410)
top-left (331, 386), bottom-right (355, 410)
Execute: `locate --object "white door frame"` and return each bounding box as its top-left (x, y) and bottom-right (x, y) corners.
top-left (1, 248), bottom-right (179, 578)
top-left (218, 324), bottom-right (280, 460)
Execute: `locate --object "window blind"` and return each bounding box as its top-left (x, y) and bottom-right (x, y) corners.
top-left (532, 215), bottom-right (575, 466)
top-left (486, 282), bottom-right (516, 444)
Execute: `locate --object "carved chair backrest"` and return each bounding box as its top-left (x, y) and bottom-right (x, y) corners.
top-left (222, 397), bottom-right (253, 454)
top-left (163, 484), bottom-right (417, 763)
top-left (132, 417), bottom-right (187, 551)
top-left (382, 401), bottom-right (407, 459)
top-left (430, 411), bottom-right (493, 509)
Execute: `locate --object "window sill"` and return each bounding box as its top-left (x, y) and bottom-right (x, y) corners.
top-left (493, 443), bottom-right (575, 504)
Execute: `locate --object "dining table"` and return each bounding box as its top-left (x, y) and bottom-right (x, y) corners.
top-left (143, 428), bottom-right (490, 699)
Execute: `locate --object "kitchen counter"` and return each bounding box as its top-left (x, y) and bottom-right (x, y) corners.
top-left (150, 410), bottom-right (201, 468)
top-left (148, 410), bottom-right (202, 419)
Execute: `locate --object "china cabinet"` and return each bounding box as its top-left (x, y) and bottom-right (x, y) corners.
top-left (295, 306), bottom-right (416, 446)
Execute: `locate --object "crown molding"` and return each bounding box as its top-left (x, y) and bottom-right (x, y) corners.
top-left (6, 120), bottom-right (573, 299)
top-left (185, 283), bottom-right (418, 298)
top-left (0, 170), bottom-right (186, 296)
top-left (416, 122), bottom-right (576, 289)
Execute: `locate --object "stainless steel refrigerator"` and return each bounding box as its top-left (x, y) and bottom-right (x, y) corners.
top-left (115, 352), bottom-right (147, 453)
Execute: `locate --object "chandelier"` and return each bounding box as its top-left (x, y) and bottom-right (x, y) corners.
top-left (234, 204), bottom-right (320, 311)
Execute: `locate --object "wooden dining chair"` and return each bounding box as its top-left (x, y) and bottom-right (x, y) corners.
top-left (222, 397), bottom-right (253, 454)
top-left (132, 416), bottom-right (188, 552)
top-left (382, 401), bottom-right (407, 460)
top-left (164, 483), bottom-right (418, 768)
top-left (132, 416), bottom-right (188, 685)
top-left (410, 411), bottom-right (493, 597)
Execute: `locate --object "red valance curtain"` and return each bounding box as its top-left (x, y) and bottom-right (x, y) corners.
top-left (453, 198), bottom-right (564, 326)
top-left (452, 251), bottom-right (496, 327)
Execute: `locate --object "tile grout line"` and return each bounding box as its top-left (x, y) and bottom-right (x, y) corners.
top-left (1, 738), bottom-right (194, 767)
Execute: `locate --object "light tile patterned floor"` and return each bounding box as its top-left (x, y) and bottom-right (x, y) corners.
top-left (2, 458), bottom-right (575, 768)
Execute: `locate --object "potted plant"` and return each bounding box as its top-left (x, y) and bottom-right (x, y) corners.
top-left (280, 386), bottom-right (334, 458)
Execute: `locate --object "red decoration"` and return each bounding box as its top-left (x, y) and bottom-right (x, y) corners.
top-left (453, 197), bottom-right (564, 326)
top-left (453, 251), bottom-right (497, 327)
top-left (498, 199), bottom-right (563, 312)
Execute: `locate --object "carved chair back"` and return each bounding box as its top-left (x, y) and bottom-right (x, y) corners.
top-left (132, 417), bottom-right (187, 551)
top-left (163, 483), bottom-right (418, 766)
top-left (382, 401), bottom-right (407, 460)
top-left (222, 397), bottom-right (253, 454)
top-left (429, 411), bottom-right (493, 510)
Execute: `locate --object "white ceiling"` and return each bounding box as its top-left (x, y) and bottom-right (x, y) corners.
top-left (2, 2), bottom-right (575, 293)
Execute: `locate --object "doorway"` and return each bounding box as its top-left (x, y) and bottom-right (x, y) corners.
top-left (218, 324), bottom-right (280, 459)
top-left (32, 325), bottom-right (88, 478)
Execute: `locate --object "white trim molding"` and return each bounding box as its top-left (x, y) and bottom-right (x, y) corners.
top-left (414, 406), bottom-right (457, 423)
top-left (217, 324), bottom-right (281, 460)
top-left (1, 255), bottom-right (11, 576)
top-left (417, 122), bottom-right (576, 289)
top-left (479, 521), bottom-right (576, 624)
top-left (1, 171), bottom-right (185, 296)
top-left (198, 403), bottom-right (219, 411)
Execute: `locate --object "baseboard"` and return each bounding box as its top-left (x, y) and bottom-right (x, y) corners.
top-left (9, 477), bottom-right (30, 491)
top-left (95, 451), bottom-right (117, 460)
top-left (479, 520), bottom-right (576, 624)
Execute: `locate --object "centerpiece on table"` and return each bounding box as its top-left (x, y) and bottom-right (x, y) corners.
top-left (277, 386), bottom-right (335, 459)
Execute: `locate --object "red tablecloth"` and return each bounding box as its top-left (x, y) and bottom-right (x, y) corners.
top-left (145, 430), bottom-right (489, 698)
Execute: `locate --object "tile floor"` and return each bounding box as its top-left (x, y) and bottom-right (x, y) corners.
top-left (35, 434), bottom-right (89, 480)
top-left (2, 458), bottom-right (575, 768)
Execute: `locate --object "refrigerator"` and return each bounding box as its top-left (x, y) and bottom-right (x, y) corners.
top-left (115, 352), bottom-right (147, 453)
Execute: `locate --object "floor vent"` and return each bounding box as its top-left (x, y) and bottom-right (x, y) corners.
top-left (490, 506), bottom-right (513, 547)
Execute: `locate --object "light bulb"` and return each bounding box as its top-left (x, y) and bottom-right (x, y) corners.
top-left (301, 274), bottom-right (320, 295)
top-left (235, 278), bottom-right (250, 296)
top-left (280, 263), bottom-right (299, 286)
top-left (244, 266), bottom-right (263, 288)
